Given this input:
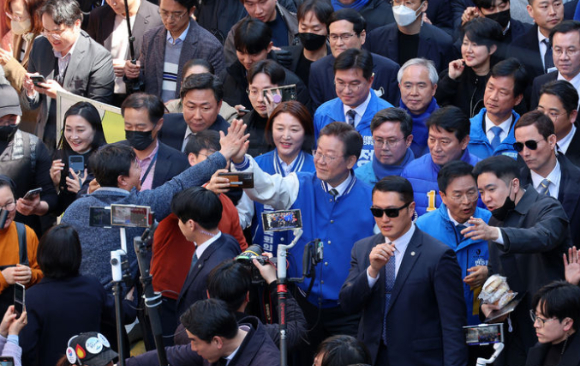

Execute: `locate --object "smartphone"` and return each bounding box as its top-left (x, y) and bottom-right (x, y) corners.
top-left (218, 172), bottom-right (254, 189)
top-left (110, 204), bottom-right (151, 228)
top-left (14, 283), bottom-right (25, 319)
top-left (23, 187), bottom-right (42, 200)
top-left (0, 357), bottom-right (15, 366)
top-left (262, 85), bottom-right (297, 104)
top-left (464, 323), bottom-right (504, 346)
top-left (0, 209), bottom-right (8, 228)
top-left (89, 207), bottom-right (112, 228)
top-left (262, 209), bottom-right (303, 232)
top-left (30, 75), bottom-right (46, 87)
top-left (68, 155), bottom-right (85, 179)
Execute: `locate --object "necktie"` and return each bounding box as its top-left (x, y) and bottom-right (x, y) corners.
top-left (182, 133), bottom-right (193, 152)
top-left (537, 178), bottom-right (551, 196)
top-left (490, 126), bottom-right (503, 150)
top-left (189, 253), bottom-right (199, 274)
top-left (346, 109), bottom-right (357, 127)
top-left (382, 247), bottom-right (396, 345)
top-left (329, 188), bottom-right (338, 197)
top-left (543, 39), bottom-right (554, 73)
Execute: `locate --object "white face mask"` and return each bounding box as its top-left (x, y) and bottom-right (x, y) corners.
top-left (11, 19), bottom-right (32, 35)
top-left (392, 2), bottom-right (423, 27)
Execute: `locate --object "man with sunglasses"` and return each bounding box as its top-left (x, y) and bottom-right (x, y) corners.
top-left (462, 155), bottom-right (572, 366)
top-left (21, 0), bottom-right (114, 154)
top-left (340, 176), bottom-right (467, 366)
top-left (514, 110), bottom-right (580, 248)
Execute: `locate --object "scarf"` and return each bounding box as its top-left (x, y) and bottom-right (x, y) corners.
top-left (371, 148), bottom-right (415, 182)
top-left (331, 0), bottom-right (371, 12)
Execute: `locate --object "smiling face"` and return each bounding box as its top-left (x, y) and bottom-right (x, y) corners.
top-left (314, 135), bottom-right (356, 187)
top-left (399, 64), bottom-right (437, 115)
top-left (372, 190), bottom-right (415, 241)
top-left (461, 35), bottom-right (495, 70)
top-left (328, 20), bottom-right (365, 58)
top-left (248, 73), bottom-right (277, 118)
top-left (335, 68), bottom-right (373, 108)
top-left (41, 13), bottom-right (80, 55)
top-left (427, 126), bottom-right (469, 166)
top-left (64, 115), bottom-right (96, 153)
top-left (272, 112), bottom-right (305, 162)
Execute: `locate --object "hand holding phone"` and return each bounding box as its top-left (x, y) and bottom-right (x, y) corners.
top-left (13, 283), bottom-right (25, 319)
top-left (30, 75), bottom-right (47, 88)
top-left (23, 188), bottom-right (42, 200)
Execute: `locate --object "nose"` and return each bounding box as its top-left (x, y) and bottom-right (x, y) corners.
top-left (489, 89), bottom-right (499, 101)
top-left (194, 108), bottom-right (202, 119)
top-left (548, 3), bottom-right (556, 14)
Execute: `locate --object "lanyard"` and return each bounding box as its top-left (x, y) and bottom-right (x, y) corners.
top-left (140, 150), bottom-right (159, 185)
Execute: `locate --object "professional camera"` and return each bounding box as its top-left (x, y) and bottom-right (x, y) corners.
top-left (235, 244), bottom-right (271, 284)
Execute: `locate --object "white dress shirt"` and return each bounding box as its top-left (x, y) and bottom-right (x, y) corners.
top-left (194, 231), bottom-right (222, 259)
top-left (557, 124), bottom-right (577, 154)
top-left (485, 114), bottom-right (513, 145)
top-left (342, 91), bottom-right (372, 128)
top-left (558, 72), bottom-right (580, 108)
top-left (531, 160), bottom-right (561, 199)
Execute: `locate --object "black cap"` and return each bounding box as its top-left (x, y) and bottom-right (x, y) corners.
top-left (0, 84), bottom-right (22, 118)
top-left (66, 332), bottom-right (117, 366)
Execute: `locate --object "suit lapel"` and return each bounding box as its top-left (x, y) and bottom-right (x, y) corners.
top-left (154, 29), bottom-right (167, 95)
top-left (417, 27), bottom-right (432, 64)
top-left (177, 20), bottom-right (198, 92)
top-left (386, 229), bottom-right (422, 314)
top-left (179, 238), bottom-right (222, 303)
top-left (558, 156), bottom-right (580, 219)
top-left (63, 33), bottom-right (88, 89)
top-left (152, 143), bottom-right (169, 188)
top-left (130, 5), bottom-right (150, 59)
top-left (386, 26), bottom-right (398, 63)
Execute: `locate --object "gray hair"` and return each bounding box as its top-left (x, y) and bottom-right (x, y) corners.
top-left (397, 58), bottom-right (438, 85)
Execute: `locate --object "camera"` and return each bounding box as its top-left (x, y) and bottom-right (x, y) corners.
top-left (236, 244), bottom-right (271, 284)
top-left (111, 249), bottom-right (127, 282)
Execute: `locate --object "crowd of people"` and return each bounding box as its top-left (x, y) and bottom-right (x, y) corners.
top-left (2, 0), bottom-right (580, 365)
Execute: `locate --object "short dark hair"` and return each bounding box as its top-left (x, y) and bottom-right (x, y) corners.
top-left (265, 101), bottom-right (315, 152)
top-left (121, 93), bottom-right (166, 126)
top-left (297, 0), bottom-right (333, 25)
top-left (333, 48), bottom-right (373, 80)
top-left (234, 18), bottom-right (272, 55)
top-left (462, 17), bottom-right (503, 51)
top-left (490, 58), bottom-right (528, 98)
top-left (207, 260), bottom-right (252, 313)
top-left (183, 59), bottom-right (215, 77)
top-left (37, 224), bottom-right (82, 279)
top-left (532, 281), bottom-right (580, 331)
top-left (327, 8), bottom-right (366, 34)
top-left (184, 129), bottom-right (221, 156)
top-left (39, 0), bottom-right (82, 27)
top-left (317, 335), bottom-right (371, 366)
top-left (372, 176), bottom-right (414, 204)
top-left (319, 122), bottom-right (363, 160)
top-left (59, 102), bottom-right (107, 152)
top-left (180, 73), bottom-right (224, 102)
top-left (437, 161), bottom-right (476, 194)
top-left (180, 299), bottom-right (239, 342)
top-left (0, 175), bottom-right (16, 198)
top-left (171, 0), bottom-right (197, 11)
top-left (549, 20), bottom-right (580, 45)
top-left (473, 0), bottom-right (509, 9)
top-left (90, 144), bottom-right (135, 188)
top-left (515, 110), bottom-right (555, 139)
top-left (539, 80), bottom-right (579, 115)
top-left (247, 59), bottom-right (285, 85)
top-left (171, 186), bottom-right (222, 230)
top-left (473, 155), bottom-right (520, 183)
top-left (426, 106), bottom-right (471, 142)
top-left (370, 108), bottom-right (413, 138)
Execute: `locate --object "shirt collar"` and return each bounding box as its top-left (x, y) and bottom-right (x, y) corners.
top-left (384, 223), bottom-right (415, 256)
top-left (537, 26), bottom-right (548, 44)
top-left (223, 325), bottom-right (250, 364)
top-left (446, 207), bottom-right (464, 226)
top-left (557, 71), bottom-right (580, 92)
top-left (557, 124), bottom-right (576, 154)
top-left (166, 21), bottom-right (190, 45)
top-left (342, 91), bottom-right (372, 124)
top-left (484, 113), bottom-right (512, 135)
top-left (502, 21), bottom-right (511, 36)
top-left (326, 171), bottom-right (353, 198)
top-left (530, 159), bottom-right (561, 191)
top-left (136, 140), bottom-right (159, 163)
top-left (194, 231), bottom-right (222, 259)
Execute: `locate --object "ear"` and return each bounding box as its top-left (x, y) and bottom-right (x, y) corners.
top-left (514, 93), bottom-right (524, 107)
top-left (422, 0), bottom-right (428, 13)
top-left (74, 18), bottom-right (82, 30)
top-left (405, 134), bottom-right (414, 148)
top-left (460, 135), bottom-right (470, 150)
top-left (216, 99), bottom-right (223, 111)
top-left (245, 291), bottom-right (250, 303)
top-left (512, 178), bottom-right (521, 193)
top-left (359, 29), bottom-right (366, 45)
top-left (368, 74), bottom-right (374, 86)
top-left (188, 152), bottom-right (198, 166)
top-left (431, 82), bottom-right (437, 96)
top-left (117, 174), bottom-right (127, 188)
top-left (526, 4), bottom-right (534, 19)
top-left (489, 44), bottom-right (498, 56)
top-left (154, 118), bottom-right (164, 132)
top-left (439, 190), bottom-right (446, 200)
top-left (345, 155), bottom-right (357, 170)
top-left (563, 318), bottom-right (574, 332)
top-left (267, 41), bottom-right (274, 53)
top-left (408, 201), bottom-right (416, 218)
top-left (213, 336), bottom-right (224, 349)
top-left (189, 6), bottom-right (196, 15)
top-left (569, 109), bottom-right (578, 125)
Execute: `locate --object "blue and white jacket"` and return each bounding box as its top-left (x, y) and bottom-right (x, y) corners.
top-left (468, 108), bottom-right (520, 160)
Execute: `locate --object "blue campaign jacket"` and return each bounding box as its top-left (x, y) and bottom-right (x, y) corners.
top-left (313, 90), bottom-right (393, 168)
top-left (416, 204), bottom-right (491, 325)
top-left (252, 150), bottom-right (315, 254)
top-left (468, 108), bottom-right (520, 160)
top-left (401, 149), bottom-right (481, 216)
top-left (354, 148), bottom-right (415, 186)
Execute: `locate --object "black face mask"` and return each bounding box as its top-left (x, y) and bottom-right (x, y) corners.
top-left (297, 32), bottom-right (327, 51)
top-left (0, 125), bottom-right (18, 141)
top-left (486, 9), bottom-right (510, 30)
top-left (491, 183), bottom-right (516, 221)
top-left (125, 130), bottom-right (154, 151)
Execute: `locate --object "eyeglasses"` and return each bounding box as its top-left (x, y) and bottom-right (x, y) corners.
top-left (158, 10), bottom-right (187, 20)
top-left (5, 12), bottom-right (29, 22)
top-left (538, 108), bottom-right (567, 122)
top-left (41, 27), bottom-right (69, 40)
top-left (447, 190), bottom-right (479, 203)
top-left (1, 202), bottom-right (16, 211)
top-left (553, 47), bottom-right (580, 58)
top-left (328, 33), bottom-right (356, 43)
top-left (529, 310), bottom-right (557, 327)
top-left (334, 81), bottom-right (364, 92)
top-left (373, 137), bottom-right (404, 149)
top-left (370, 201), bottom-right (411, 218)
top-left (513, 139), bottom-right (544, 152)
top-left (313, 150), bottom-right (341, 163)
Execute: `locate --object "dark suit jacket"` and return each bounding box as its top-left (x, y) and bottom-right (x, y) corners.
top-left (339, 229), bottom-right (467, 366)
top-left (525, 331), bottom-right (580, 366)
top-left (508, 25), bottom-right (546, 89)
top-left (21, 30), bottom-right (115, 142)
top-left (564, 126), bottom-right (580, 166)
top-left (159, 113), bottom-right (230, 152)
top-left (519, 154), bottom-right (580, 248)
top-left (86, 1), bottom-right (163, 60)
top-left (309, 52), bottom-right (400, 110)
top-left (530, 70), bottom-right (558, 110)
top-left (175, 233), bottom-right (241, 318)
top-left (488, 187), bottom-right (572, 365)
top-left (365, 22), bottom-right (455, 73)
top-left (134, 19), bottom-right (225, 99)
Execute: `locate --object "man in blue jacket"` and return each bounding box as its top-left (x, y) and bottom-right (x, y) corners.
top-left (402, 106), bottom-right (480, 216)
top-left (468, 58), bottom-right (527, 160)
top-left (416, 161), bottom-right (491, 325)
top-left (355, 108), bottom-right (415, 185)
top-left (313, 48), bottom-right (393, 168)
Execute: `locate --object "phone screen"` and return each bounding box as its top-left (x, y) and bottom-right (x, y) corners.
top-left (464, 323), bottom-right (503, 345)
top-left (0, 357), bottom-right (15, 366)
top-left (13, 283), bottom-right (25, 319)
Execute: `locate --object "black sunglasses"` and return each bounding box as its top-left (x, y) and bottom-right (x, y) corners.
top-left (370, 202), bottom-right (411, 218)
top-left (513, 139), bottom-right (542, 152)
